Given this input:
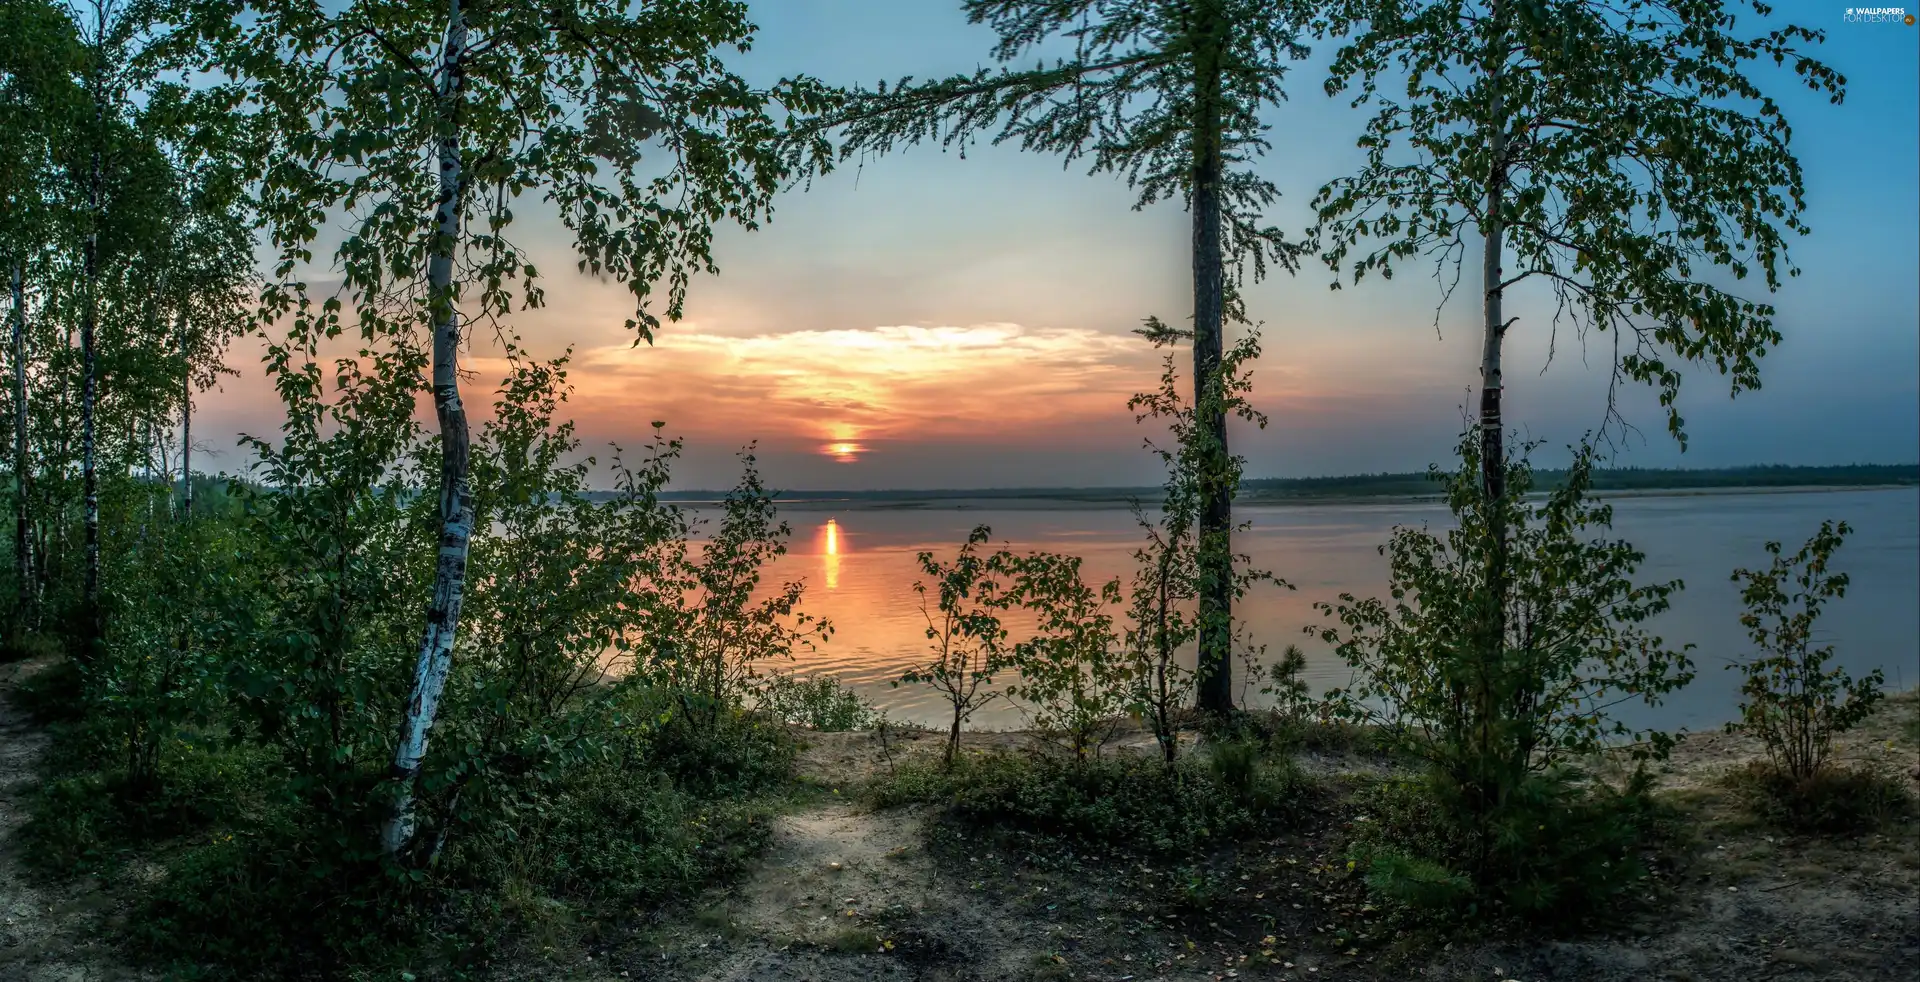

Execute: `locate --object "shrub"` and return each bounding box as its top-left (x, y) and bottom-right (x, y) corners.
top-left (25, 736), bottom-right (279, 876)
top-left (1124, 324), bottom-right (1288, 754)
top-left (1004, 551), bottom-right (1134, 758)
top-left (756, 672), bottom-right (878, 731)
top-left (134, 806), bottom-right (412, 978)
top-left (1346, 768), bottom-right (1673, 925)
top-left (0, 630), bottom-right (63, 664)
top-left (899, 527), bottom-right (1018, 765)
top-left (1727, 520), bottom-right (1885, 782)
top-left (1317, 436), bottom-right (1691, 919)
top-left (504, 761), bottom-right (778, 911)
top-left (878, 747), bottom-right (1309, 856)
top-left (85, 517), bottom-right (250, 794)
top-left (628, 688), bottom-right (798, 800)
top-left (637, 450), bottom-right (832, 725)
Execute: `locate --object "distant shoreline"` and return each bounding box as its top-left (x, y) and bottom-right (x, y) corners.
top-left (637, 464), bottom-right (1918, 509)
top-left (669, 482), bottom-right (1919, 512)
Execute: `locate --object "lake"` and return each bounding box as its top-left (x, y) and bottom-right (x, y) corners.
top-left (718, 487), bottom-right (1919, 734)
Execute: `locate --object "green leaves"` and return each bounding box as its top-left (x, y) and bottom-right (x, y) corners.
top-left (906, 525), bottom-right (1018, 763)
top-left (1318, 430), bottom-right (1695, 783)
top-left (1314, 0), bottom-right (1843, 443)
top-left (209, 0), bottom-right (828, 348)
top-left (819, 0), bottom-right (1315, 288)
top-left (1002, 549), bottom-right (1132, 758)
top-left (1727, 519), bottom-right (1885, 781)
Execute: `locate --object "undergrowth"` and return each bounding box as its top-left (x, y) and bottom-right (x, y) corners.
top-left (1341, 767), bottom-right (1685, 929)
top-left (1723, 760), bottom-right (1914, 834)
top-left (871, 737), bottom-right (1315, 857)
top-left (21, 682), bottom-right (801, 980)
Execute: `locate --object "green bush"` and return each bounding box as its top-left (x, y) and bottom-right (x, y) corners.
top-left (1727, 520), bottom-right (1886, 783)
top-left (1318, 438), bottom-right (1691, 922)
top-left (129, 697), bottom-right (796, 979)
top-left (876, 747), bottom-right (1310, 856)
top-left (1346, 768), bottom-right (1674, 925)
top-left (756, 672), bottom-right (878, 731)
top-left (483, 762), bottom-right (778, 912)
top-left (134, 806), bottom-right (413, 979)
top-left (632, 691), bottom-right (798, 799)
top-left (0, 630), bottom-right (64, 664)
top-left (25, 734), bottom-right (279, 877)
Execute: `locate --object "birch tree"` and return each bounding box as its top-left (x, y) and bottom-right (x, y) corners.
top-left (0, 0), bottom-right (83, 627)
top-left (1312, 0), bottom-right (1845, 714)
top-left (152, 102), bottom-right (253, 522)
top-left (62, 0), bottom-right (176, 651)
top-left (1315, 0), bottom-right (1844, 497)
top-left (210, 0), bottom-right (833, 857)
top-left (824, 0), bottom-right (1314, 713)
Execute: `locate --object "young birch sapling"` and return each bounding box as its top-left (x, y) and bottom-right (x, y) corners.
top-left (1727, 520), bottom-right (1884, 783)
top-left (900, 526), bottom-right (1016, 767)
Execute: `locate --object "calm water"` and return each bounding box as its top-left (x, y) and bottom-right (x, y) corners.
top-left (723, 488), bottom-right (1919, 733)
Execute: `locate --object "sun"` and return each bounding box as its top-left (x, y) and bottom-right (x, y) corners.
top-left (822, 441), bottom-right (866, 463)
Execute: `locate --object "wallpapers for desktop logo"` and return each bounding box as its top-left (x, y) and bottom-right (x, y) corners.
top-left (1844, 6), bottom-right (1916, 23)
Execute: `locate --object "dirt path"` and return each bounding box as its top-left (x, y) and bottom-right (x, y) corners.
top-left (1, 670), bottom-right (1914, 982)
top-left (622, 718), bottom-right (1920, 982)
top-left (0, 658), bottom-right (144, 982)
top-left (675, 800), bottom-right (1036, 982)
top-left (608, 730), bottom-right (1225, 982)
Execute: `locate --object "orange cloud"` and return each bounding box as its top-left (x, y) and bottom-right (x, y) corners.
top-left (567, 322), bottom-right (1159, 452)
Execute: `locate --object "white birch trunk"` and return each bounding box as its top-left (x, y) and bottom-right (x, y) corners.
top-left (381, 0), bottom-right (472, 858)
top-left (178, 308), bottom-right (191, 522)
top-left (1478, 0), bottom-right (1509, 502)
top-left (10, 263), bottom-right (26, 615)
top-left (81, 79), bottom-right (102, 650)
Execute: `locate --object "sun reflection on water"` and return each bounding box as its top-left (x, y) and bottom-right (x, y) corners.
top-left (822, 518), bottom-right (840, 590)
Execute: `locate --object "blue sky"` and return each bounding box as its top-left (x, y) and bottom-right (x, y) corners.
top-left (201, 1), bottom-right (1920, 489)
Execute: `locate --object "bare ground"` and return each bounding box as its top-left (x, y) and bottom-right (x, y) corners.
top-left (0, 656), bottom-right (152, 982)
top-left (601, 704), bottom-right (1920, 982)
top-left (2, 657), bottom-right (1916, 982)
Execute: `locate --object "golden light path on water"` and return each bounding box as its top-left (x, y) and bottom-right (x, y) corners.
top-left (728, 489), bottom-right (1919, 734)
top-left (824, 518), bottom-right (840, 590)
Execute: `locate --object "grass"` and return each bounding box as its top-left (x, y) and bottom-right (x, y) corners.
top-left (1722, 761), bottom-right (1915, 834)
top-left (824, 926), bottom-right (886, 954)
top-left (869, 740), bottom-right (1315, 858)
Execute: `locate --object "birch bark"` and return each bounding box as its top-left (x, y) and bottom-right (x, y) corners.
top-left (381, 0), bottom-right (471, 858)
top-left (81, 77), bottom-right (101, 653)
top-left (10, 263), bottom-right (26, 615)
top-left (178, 308), bottom-right (190, 522)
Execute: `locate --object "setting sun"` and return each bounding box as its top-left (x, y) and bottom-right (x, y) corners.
top-left (822, 442), bottom-right (866, 463)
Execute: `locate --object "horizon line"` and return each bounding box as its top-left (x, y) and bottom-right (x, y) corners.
top-left (645, 461), bottom-right (1920, 498)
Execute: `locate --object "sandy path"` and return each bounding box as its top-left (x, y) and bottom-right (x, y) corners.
top-left (679, 800), bottom-right (1042, 982)
top-left (0, 658), bottom-right (145, 982)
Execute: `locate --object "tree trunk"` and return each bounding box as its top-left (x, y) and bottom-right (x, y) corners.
top-left (11, 263), bottom-right (28, 621)
top-left (81, 83), bottom-right (102, 655)
top-left (945, 709), bottom-right (961, 767)
top-left (1191, 1), bottom-right (1233, 714)
top-left (1470, 3), bottom-right (1511, 872)
top-left (178, 308), bottom-right (191, 522)
top-left (382, 0), bottom-right (472, 859)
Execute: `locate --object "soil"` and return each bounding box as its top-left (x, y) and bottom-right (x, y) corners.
top-left (0, 656), bottom-right (154, 982)
top-left (2, 656), bottom-right (1916, 982)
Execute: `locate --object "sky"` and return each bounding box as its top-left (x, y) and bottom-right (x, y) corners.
top-left (197, 1), bottom-right (1920, 491)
